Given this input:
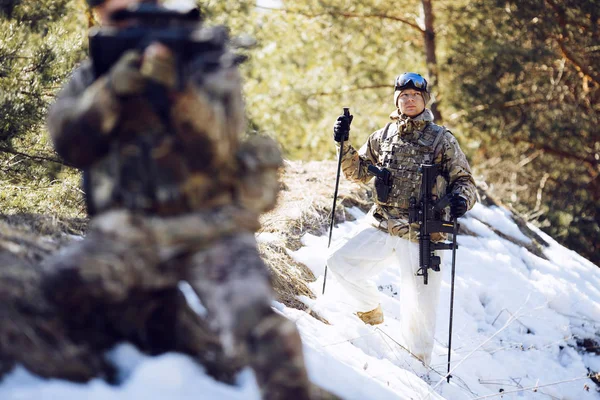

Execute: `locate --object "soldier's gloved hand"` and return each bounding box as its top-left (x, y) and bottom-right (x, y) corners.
top-left (108, 50), bottom-right (146, 97)
top-left (333, 114), bottom-right (353, 143)
top-left (450, 194), bottom-right (468, 218)
top-left (141, 42), bottom-right (177, 90)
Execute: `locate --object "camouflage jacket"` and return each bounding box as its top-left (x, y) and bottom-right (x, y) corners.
top-left (47, 59), bottom-right (281, 218)
top-left (338, 109), bottom-right (477, 241)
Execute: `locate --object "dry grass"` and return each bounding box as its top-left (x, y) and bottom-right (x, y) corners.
top-left (259, 160), bottom-right (372, 311)
top-left (0, 214), bottom-right (87, 263)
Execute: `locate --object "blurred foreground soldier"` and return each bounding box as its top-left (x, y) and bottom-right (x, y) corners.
top-left (326, 73), bottom-right (476, 365)
top-left (45, 0), bottom-right (313, 398)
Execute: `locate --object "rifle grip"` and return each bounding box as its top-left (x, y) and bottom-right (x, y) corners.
top-left (367, 164), bottom-right (380, 176)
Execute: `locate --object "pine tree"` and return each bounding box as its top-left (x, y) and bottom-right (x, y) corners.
top-left (445, 0), bottom-right (600, 264)
top-left (0, 0), bottom-right (88, 215)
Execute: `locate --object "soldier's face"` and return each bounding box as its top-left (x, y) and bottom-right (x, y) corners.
top-left (96, 0), bottom-right (140, 25)
top-left (397, 89), bottom-right (425, 117)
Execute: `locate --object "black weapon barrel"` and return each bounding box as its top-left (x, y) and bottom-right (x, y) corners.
top-left (419, 234), bottom-right (430, 285)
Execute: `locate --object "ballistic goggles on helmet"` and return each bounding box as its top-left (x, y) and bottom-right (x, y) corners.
top-left (394, 73), bottom-right (428, 92)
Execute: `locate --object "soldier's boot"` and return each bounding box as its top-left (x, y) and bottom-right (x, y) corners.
top-left (249, 312), bottom-right (312, 400)
top-left (357, 304), bottom-right (384, 325)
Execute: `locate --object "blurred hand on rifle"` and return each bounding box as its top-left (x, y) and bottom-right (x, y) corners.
top-left (108, 50), bottom-right (145, 97)
top-left (140, 42), bottom-right (176, 89)
top-left (108, 43), bottom-right (176, 97)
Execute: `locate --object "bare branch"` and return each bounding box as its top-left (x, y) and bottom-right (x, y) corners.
top-left (555, 39), bottom-right (600, 87)
top-left (256, 6), bottom-right (423, 32)
top-left (0, 146), bottom-right (73, 168)
top-left (448, 97), bottom-right (554, 120)
top-left (512, 138), bottom-right (598, 168)
top-left (306, 83), bottom-right (390, 98)
top-left (534, 172), bottom-right (550, 212)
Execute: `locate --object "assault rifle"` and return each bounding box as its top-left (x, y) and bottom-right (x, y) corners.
top-left (408, 162), bottom-right (459, 285)
top-left (88, 3), bottom-right (247, 85)
top-left (409, 161), bottom-right (462, 384)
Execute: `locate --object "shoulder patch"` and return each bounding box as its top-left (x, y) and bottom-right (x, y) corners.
top-left (441, 126), bottom-right (454, 136)
top-left (381, 122), bottom-right (395, 141)
top-left (417, 123), bottom-right (444, 147)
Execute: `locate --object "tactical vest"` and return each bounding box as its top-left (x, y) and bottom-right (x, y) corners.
top-left (377, 122), bottom-right (445, 209)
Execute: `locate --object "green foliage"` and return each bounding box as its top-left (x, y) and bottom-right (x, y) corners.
top-left (0, 0), bottom-right (87, 218)
top-left (1, 0), bottom-right (598, 265)
top-left (445, 0), bottom-right (599, 264)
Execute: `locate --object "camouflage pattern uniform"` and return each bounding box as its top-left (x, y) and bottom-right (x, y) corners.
top-left (339, 108), bottom-right (477, 239)
top-left (45, 23), bottom-right (312, 400)
top-left (326, 107), bottom-right (476, 364)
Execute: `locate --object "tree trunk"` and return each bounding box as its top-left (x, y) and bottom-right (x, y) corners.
top-left (421, 0), bottom-right (443, 123)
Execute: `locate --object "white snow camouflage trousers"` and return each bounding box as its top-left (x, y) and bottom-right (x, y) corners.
top-left (326, 221), bottom-right (444, 365)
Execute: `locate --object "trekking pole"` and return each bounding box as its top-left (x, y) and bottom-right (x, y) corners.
top-left (322, 107), bottom-right (350, 295)
top-left (447, 219), bottom-right (459, 383)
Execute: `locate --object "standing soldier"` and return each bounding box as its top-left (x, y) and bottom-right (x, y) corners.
top-left (326, 73), bottom-right (477, 365)
top-left (44, 0), bottom-right (314, 398)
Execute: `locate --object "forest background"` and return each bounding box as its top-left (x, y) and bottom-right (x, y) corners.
top-left (0, 0), bottom-right (598, 265)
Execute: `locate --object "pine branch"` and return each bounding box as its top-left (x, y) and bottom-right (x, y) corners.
top-left (544, 0), bottom-right (600, 87)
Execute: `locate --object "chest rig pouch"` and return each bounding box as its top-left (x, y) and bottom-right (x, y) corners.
top-left (376, 122), bottom-right (445, 209)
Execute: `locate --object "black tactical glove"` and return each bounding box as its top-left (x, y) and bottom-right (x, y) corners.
top-left (333, 114), bottom-right (353, 143)
top-left (450, 193), bottom-right (468, 218)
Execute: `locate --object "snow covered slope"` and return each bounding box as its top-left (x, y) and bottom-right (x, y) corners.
top-left (2, 201), bottom-right (599, 399)
top-left (291, 203), bottom-right (600, 399)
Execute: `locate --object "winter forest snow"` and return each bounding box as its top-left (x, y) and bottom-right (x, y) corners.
top-left (2, 161), bottom-right (600, 399)
top-left (0, 0), bottom-right (599, 399)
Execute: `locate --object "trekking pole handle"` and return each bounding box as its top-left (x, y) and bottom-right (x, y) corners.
top-left (323, 107), bottom-right (350, 295)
